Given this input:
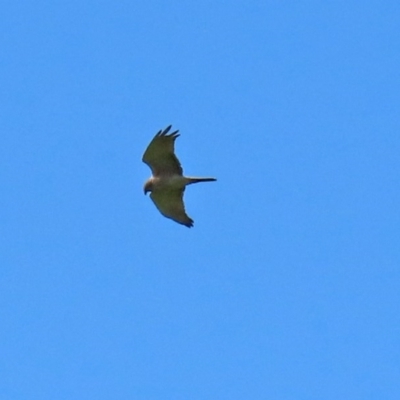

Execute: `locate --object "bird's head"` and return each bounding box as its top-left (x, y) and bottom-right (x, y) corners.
top-left (143, 180), bottom-right (153, 195)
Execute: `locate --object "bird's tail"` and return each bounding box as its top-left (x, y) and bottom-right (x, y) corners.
top-left (186, 177), bottom-right (217, 185)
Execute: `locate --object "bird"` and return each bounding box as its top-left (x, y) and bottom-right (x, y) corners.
top-left (142, 125), bottom-right (216, 227)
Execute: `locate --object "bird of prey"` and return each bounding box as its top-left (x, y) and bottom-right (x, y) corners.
top-left (142, 125), bottom-right (216, 228)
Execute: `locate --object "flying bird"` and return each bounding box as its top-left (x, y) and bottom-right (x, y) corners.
top-left (142, 125), bottom-right (216, 227)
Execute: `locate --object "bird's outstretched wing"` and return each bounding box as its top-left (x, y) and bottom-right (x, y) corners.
top-left (150, 188), bottom-right (194, 228)
top-left (142, 125), bottom-right (183, 176)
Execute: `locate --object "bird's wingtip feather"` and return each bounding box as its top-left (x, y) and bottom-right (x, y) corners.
top-left (161, 125), bottom-right (172, 136)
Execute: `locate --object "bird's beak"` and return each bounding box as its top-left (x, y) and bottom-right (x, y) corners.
top-left (144, 189), bottom-right (149, 195)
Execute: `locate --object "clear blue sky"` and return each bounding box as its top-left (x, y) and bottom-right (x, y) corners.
top-left (1, 1), bottom-right (399, 399)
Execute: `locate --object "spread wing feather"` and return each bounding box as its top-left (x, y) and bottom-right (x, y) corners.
top-left (142, 125), bottom-right (183, 176)
top-left (150, 188), bottom-right (194, 228)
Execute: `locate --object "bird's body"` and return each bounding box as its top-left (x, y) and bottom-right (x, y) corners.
top-left (142, 125), bottom-right (216, 227)
top-left (146, 175), bottom-right (187, 191)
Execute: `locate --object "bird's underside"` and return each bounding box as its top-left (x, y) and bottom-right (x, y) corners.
top-left (142, 125), bottom-right (216, 227)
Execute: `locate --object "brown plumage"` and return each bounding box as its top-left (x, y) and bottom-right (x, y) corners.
top-left (142, 125), bottom-right (216, 227)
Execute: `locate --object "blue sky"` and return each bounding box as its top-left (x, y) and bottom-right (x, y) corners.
top-left (1, 1), bottom-right (399, 399)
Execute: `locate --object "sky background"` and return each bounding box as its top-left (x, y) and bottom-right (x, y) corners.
top-left (1, 1), bottom-right (400, 399)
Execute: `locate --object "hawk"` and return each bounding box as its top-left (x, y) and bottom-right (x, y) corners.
top-left (142, 125), bottom-right (216, 227)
